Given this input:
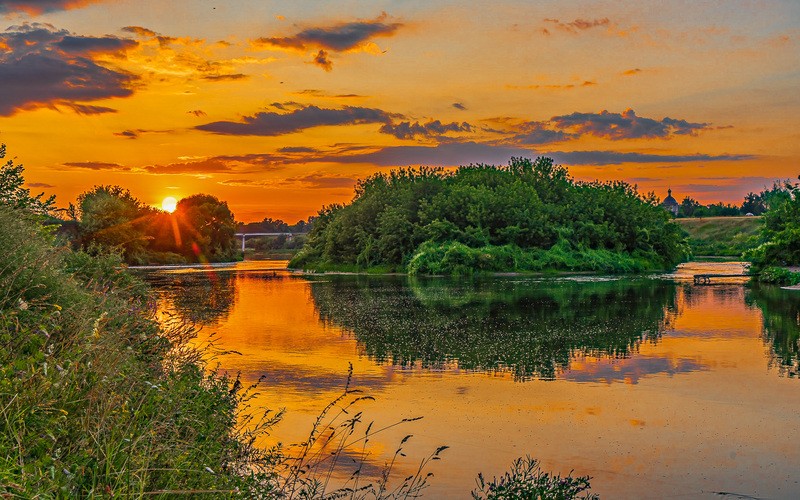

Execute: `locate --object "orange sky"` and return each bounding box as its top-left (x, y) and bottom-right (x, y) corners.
top-left (1, 0), bottom-right (798, 222)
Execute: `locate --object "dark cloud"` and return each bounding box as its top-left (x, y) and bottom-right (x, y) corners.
top-left (549, 109), bottom-right (710, 140)
top-left (201, 73), bottom-right (248, 81)
top-left (0, 24), bottom-right (136, 116)
top-left (313, 49), bottom-right (332, 71)
top-left (278, 146), bottom-right (319, 153)
top-left (379, 120), bottom-right (472, 140)
top-left (113, 130), bottom-right (139, 139)
top-left (291, 89), bottom-right (367, 98)
top-left (452, 102), bottom-right (467, 111)
top-left (112, 128), bottom-right (173, 139)
top-left (196, 105), bottom-right (396, 136)
top-left (27, 182), bottom-right (54, 188)
top-left (62, 103), bottom-right (117, 115)
top-left (544, 17), bottom-right (610, 34)
top-left (285, 173), bottom-right (356, 189)
top-left (547, 150), bottom-right (755, 166)
top-left (255, 13), bottom-right (402, 52)
top-left (143, 154), bottom-right (290, 175)
top-left (187, 109), bottom-right (207, 117)
top-left (62, 161), bottom-right (129, 171)
top-left (311, 141), bottom-right (532, 167)
top-left (508, 121), bottom-right (575, 145)
top-left (56, 35), bottom-right (137, 56)
top-left (0, 0), bottom-right (103, 14)
top-left (122, 26), bottom-right (157, 37)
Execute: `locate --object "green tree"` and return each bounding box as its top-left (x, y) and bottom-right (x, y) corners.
top-left (679, 196), bottom-right (701, 217)
top-left (0, 144), bottom-right (56, 216)
top-left (174, 194), bottom-right (238, 262)
top-left (74, 185), bottom-right (152, 261)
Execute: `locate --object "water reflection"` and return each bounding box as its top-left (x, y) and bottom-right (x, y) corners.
top-left (748, 285), bottom-right (800, 378)
top-left (144, 270), bottom-right (236, 326)
top-left (308, 275), bottom-right (678, 381)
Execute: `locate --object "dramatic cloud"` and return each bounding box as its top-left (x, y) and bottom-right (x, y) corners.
top-left (379, 120), bottom-right (473, 140)
top-left (549, 109), bottom-right (710, 140)
top-left (0, 24), bottom-right (136, 116)
top-left (0, 0), bottom-right (103, 15)
top-left (253, 13), bottom-right (401, 70)
top-left (313, 49), bottom-right (332, 71)
top-left (256, 14), bottom-right (402, 52)
top-left (196, 105), bottom-right (396, 136)
top-left (56, 35), bottom-right (136, 56)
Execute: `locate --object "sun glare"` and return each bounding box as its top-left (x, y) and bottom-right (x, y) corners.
top-left (162, 196), bottom-right (178, 213)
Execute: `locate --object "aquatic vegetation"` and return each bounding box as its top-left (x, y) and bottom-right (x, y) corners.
top-left (472, 456), bottom-right (598, 500)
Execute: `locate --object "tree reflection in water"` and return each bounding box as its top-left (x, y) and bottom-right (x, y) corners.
top-left (144, 270), bottom-right (237, 326)
top-left (308, 275), bottom-right (677, 380)
top-left (748, 285), bottom-right (800, 378)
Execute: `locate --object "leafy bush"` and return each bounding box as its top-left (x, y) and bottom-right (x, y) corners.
top-left (757, 266), bottom-right (800, 286)
top-left (292, 157), bottom-right (689, 274)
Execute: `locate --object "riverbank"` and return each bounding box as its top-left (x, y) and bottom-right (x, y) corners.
top-left (675, 216), bottom-right (761, 257)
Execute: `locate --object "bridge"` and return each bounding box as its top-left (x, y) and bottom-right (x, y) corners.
top-left (235, 232), bottom-right (298, 252)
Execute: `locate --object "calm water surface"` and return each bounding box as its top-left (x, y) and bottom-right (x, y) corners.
top-left (142, 261), bottom-right (800, 499)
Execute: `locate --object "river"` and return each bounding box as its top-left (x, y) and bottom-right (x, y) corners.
top-left (141, 261), bottom-right (800, 499)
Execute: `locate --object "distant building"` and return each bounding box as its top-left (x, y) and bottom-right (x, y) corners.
top-left (661, 189), bottom-right (679, 216)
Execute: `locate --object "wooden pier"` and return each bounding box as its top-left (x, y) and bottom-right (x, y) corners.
top-left (693, 273), bottom-right (750, 285)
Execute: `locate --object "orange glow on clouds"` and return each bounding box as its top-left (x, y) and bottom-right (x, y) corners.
top-left (0, 1), bottom-right (797, 222)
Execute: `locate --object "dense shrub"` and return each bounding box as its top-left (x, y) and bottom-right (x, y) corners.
top-left (292, 157), bottom-right (689, 274)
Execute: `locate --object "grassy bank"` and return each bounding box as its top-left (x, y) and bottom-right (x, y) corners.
top-left (0, 206), bottom-right (279, 496)
top-left (675, 216), bottom-right (761, 257)
top-left (0, 205), bottom-right (600, 497)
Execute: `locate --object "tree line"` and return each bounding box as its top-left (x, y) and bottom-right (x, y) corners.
top-left (677, 181), bottom-right (793, 218)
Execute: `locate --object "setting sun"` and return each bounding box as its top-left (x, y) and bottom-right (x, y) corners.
top-left (161, 197), bottom-right (177, 213)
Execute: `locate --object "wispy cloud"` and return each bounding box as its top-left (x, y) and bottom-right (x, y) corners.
top-left (542, 17), bottom-right (610, 34)
top-left (62, 161), bottom-right (129, 171)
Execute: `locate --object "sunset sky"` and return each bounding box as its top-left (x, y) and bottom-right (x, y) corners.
top-left (1, 0), bottom-right (798, 222)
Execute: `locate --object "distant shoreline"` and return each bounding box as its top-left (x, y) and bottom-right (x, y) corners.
top-left (127, 261), bottom-right (242, 270)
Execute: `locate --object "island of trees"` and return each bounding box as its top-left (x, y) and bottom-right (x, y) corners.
top-left (291, 157), bottom-right (691, 274)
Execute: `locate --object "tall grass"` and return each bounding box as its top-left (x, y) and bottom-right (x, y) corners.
top-left (0, 205), bottom-right (599, 498)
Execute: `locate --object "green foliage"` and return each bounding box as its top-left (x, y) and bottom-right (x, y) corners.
top-left (71, 186), bottom-right (240, 265)
top-left (755, 266), bottom-right (800, 286)
top-left (745, 176), bottom-right (800, 275)
top-left (472, 456), bottom-right (597, 499)
top-left (0, 205), bottom-right (281, 496)
top-left (292, 157), bottom-right (689, 274)
top-left (0, 144), bottom-right (56, 216)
